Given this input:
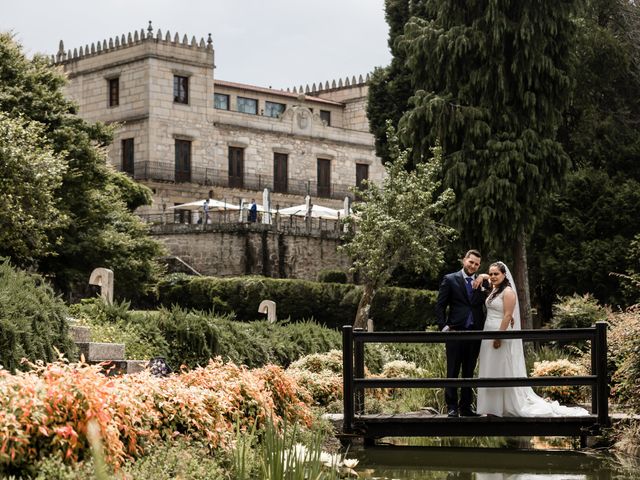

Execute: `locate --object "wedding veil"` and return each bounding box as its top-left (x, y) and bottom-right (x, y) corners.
top-left (496, 261), bottom-right (527, 377)
top-left (498, 261), bottom-right (521, 331)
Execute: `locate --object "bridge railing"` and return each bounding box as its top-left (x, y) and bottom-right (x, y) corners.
top-left (342, 322), bottom-right (608, 433)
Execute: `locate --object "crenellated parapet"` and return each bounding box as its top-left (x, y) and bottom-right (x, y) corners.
top-left (52, 21), bottom-right (213, 65)
top-left (286, 73), bottom-right (370, 95)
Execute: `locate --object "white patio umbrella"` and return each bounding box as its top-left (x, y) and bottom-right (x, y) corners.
top-left (278, 203), bottom-right (342, 219)
top-left (168, 199), bottom-right (240, 211)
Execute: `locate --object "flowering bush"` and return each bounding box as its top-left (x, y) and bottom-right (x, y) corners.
top-left (0, 358), bottom-right (314, 471)
top-left (288, 350), bottom-right (344, 374)
top-left (531, 359), bottom-right (588, 404)
top-left (381, 360), bottom-right (424, 379)
top-left (286, 368), bottom-right (343, 407)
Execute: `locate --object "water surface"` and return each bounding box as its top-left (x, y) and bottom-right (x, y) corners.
top-left (349, 439), bottom-right (632, 479)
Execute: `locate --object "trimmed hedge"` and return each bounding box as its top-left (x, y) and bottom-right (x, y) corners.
top-left (317, 269), bottom-right (348, 284)
top-left (157, 275), bottom-right (437, 331)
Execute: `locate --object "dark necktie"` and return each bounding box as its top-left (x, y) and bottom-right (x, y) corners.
top-left (465, 277), bottom-right (474, 328)
top-left (465, 276), bottom-right (473, 298)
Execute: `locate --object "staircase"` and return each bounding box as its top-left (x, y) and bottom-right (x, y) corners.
top-left (68, 323), bottom-right (147, 375)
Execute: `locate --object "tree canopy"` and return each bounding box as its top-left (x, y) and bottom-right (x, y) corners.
top-left (0, 33), bottom-right (164, 301)
top-left (529, 0), bottom-right (640, 315)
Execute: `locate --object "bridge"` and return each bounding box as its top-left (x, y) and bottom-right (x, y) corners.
top-left (341, 322), bottom-right (610, 448)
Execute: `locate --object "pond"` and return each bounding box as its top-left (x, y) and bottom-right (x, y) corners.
top-left (348, 437), bottom-right (635, 479)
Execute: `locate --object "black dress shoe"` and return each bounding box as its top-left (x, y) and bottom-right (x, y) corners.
top-left (460, 409), bottom-right (480, 417)
top-left (447, 408), bottom-right (459, 417)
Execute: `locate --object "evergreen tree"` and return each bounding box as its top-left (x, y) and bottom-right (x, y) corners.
top-left (530, 0), bottom-right (640, 316)
top-left (396, 1), bottom-right (579, 328)
top-left (0, 33), bottom-right (164, 301)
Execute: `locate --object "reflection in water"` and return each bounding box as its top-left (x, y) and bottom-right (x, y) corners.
top-left (350, 444), bottom-right (620, 479)
top-left (476, 475), bottom-right (585, 480)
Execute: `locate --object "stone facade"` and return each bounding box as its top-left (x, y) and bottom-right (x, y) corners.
top-left (55, 23), bottom-right (383, 214)
top-left (153, 223), bottom-right (350, 280)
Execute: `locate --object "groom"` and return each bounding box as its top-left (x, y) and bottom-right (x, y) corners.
top-left (435, 249), bottom-right (490, 417)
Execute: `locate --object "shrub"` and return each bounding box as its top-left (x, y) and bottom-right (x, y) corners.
top-left (381, 360), bottom-right (425, 379)
top-left (607, 305), bottom-right (640, 406)
top-left (0, 358), bottom-right (314, 473)
top-left (550, 294), bottom-right (607, 329)
top-left (0, 259), bottom-right (76, 371)
top-left (69, 299), bottom-right (169, 361)
top-left (288, 350), bottom-right (344, 374)
top-left (157, 275), bottom-right (438, 331)
top-left (549, 294), bottom-right (607, 353)
top-left (72, 300), bottom-right (344, 369)
top-left (317, 269), bottom-right (348, 284)
top-left (531, 359), bottom-right (588, 404)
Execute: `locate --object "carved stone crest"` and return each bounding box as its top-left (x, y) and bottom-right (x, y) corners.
top-left (296, 110), bottom-right (309, 129)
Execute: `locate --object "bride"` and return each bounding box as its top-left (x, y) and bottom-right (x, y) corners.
top-left (476, 261), bottom-right (588, 417)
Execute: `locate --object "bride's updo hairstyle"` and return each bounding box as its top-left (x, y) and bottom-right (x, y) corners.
top-left (487, 261), bottom-right (511, 303)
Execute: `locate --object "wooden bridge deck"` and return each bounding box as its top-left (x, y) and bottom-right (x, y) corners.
top-left (351, 411), bottom-right (601, 438)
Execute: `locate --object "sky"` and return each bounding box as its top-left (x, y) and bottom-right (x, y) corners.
top-left (1, 0), bottom-right (392, 91)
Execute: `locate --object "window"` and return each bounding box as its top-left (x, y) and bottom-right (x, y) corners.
top-left (317, 158), bottom-right (331, 198)
top-left (273, 153), bottom-right (288, 193)
top-left (173, 75), bottom-right (189, 104)
top-left (356, 164), bottom-right (369, 189)
top-left (237, 96), bottom-right (258, 115)
top-left (320, 110), bottom-right (331, 126)
top-left (228, 147), bottom-right (244, 188)
top-left (121, 138), bottom-right (134, 175)
top-left (175, 139), bottom-right (191, 183)
top-left (108, 78), bottom-right (119, 107)
top-left (265, 101), bottom-right (286, 118)
top-left (214, 93), bottom-right (229, 110)
top-left (356, 163), bottom-right (369, 200)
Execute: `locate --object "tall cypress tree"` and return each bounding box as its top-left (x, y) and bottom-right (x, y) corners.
top-left (397, 0), bottom-right (579, 328)
top-left (367, 0), bottom-right (428, 163)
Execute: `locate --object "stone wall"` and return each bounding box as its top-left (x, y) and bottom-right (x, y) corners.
top-left (153, 223), bottom-right (350, 280)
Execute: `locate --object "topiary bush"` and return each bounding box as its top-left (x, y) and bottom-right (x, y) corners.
top-left (0, 259), bottom-right (76, 371)
top-left (317, 269), bottom-right (348, 284)
top-left (157, 275), bottom-right (438, 331)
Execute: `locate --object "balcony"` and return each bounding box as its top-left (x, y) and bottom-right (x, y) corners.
top-left (130, 163), bottom-right (355, 200)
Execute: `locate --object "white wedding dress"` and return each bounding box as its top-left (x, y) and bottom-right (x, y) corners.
top-left (477, 281), bottom-right (589, 417)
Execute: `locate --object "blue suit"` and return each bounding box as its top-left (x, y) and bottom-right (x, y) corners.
top-left (435, 270), bottom-right (489, 412)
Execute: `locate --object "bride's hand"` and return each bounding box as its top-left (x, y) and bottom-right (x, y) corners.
top-left (493, 339), bottom-right (501, 349)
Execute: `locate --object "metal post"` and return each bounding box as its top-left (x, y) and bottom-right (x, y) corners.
top-left (595, 321), bottom-right (609, 426)
top-left (591, 327), bottom-right (597, 414)
top-left (342, 326), bottom-right (354, 434)
top-left (354, 328), bottom-right (365, 415)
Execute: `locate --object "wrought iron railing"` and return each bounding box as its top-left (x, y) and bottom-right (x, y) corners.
top-left (127, 163), bottom-right (355, 200)
top-left (138, 210), bottom-right (350, 238)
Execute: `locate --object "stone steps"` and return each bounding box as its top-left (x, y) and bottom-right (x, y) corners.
top-left (76, 342), bottom-right (125, 362)
top-left (69, 320), bottom-right (149, 375)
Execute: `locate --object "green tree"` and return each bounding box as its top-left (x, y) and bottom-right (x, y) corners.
top-left (530, 0), bottom-right (640, 316)
top-left (0, 113), bottom-right (68, 265)
top-left (339, 124), bottom-right (455, 329)
top-left (396, 1), bottom-right (579, 328)
top-left (367, 0), bottom-right (426, 163)
top-left (0, 33), bottom-right (164, 301)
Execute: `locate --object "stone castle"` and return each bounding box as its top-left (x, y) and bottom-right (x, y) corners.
top-left (52, 22), bottom-right (383, 279)
top-left (54, 22), bottom-right (383, 216)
